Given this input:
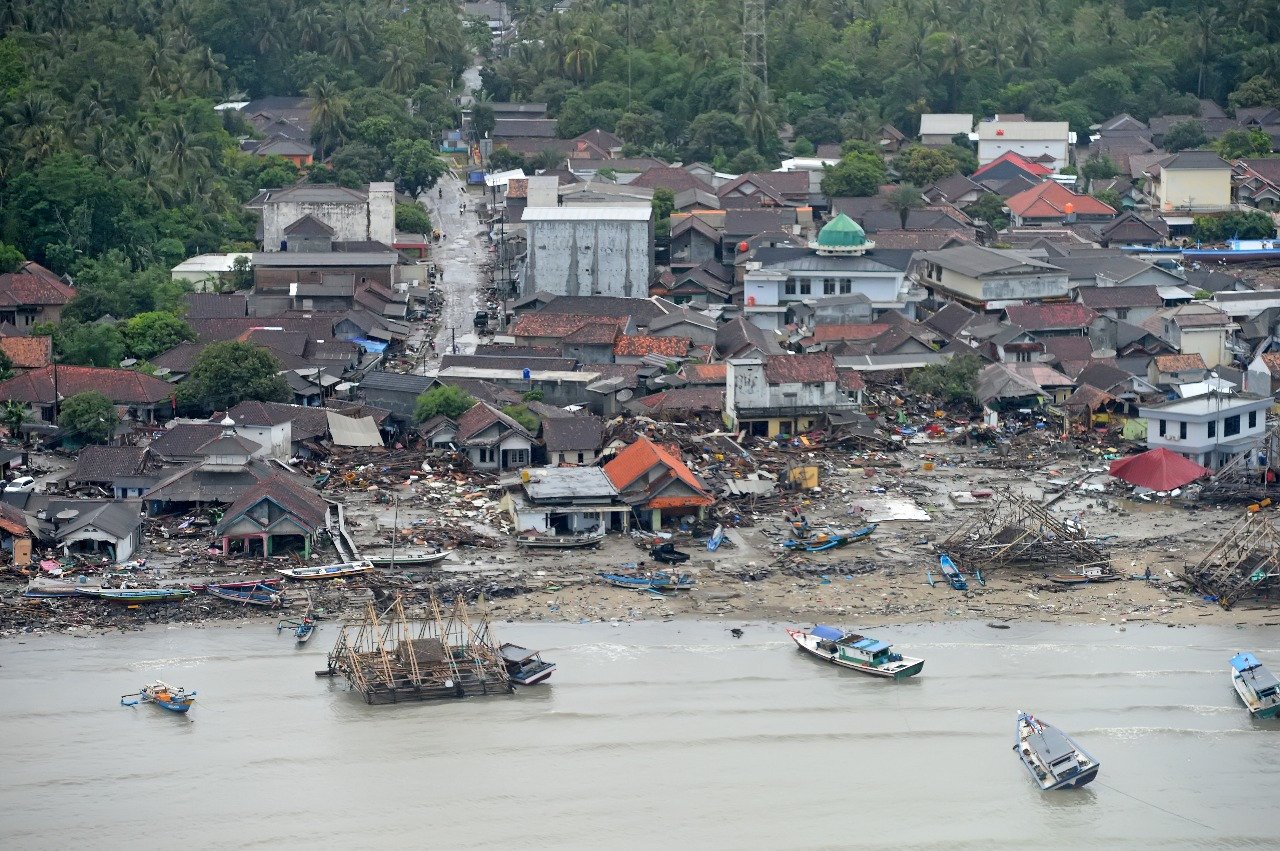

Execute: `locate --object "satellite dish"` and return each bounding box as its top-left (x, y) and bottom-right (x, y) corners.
top-left (1092, 348), bottom-right (1116, 359)
top-left (1034, 352), bottom-right (1055, 362)
top-left (55, 510), bottom-right (79, 521)
top-left (616, 389), bottom-right (634, 402)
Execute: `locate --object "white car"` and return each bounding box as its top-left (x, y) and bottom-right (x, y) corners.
top-left (4, 476), bottom-right (37, 493)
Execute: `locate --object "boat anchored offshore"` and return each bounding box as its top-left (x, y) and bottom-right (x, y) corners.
top-left (1230, 652), bottom-right (1280, 719)
top-left (785, 625), bottom-right (924, 679)
top-left (500, 643), bottom-right (556, 685)
top-left (1014, 711), bottom-right (1100, 790)
top-left (121, 681), bottom-right (196, 713)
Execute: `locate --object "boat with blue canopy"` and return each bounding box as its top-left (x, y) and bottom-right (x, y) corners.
top-left (1014, 711), bottom-right (1100, 790)
top-left (782, 524), bottom-right (877, 553)
top-left (1231, 652), bottom-right (1280, 719)
top-left (785, 624), bottom-right (924, 679)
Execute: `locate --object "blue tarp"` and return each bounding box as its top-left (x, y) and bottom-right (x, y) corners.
top-left (352, 338), bottom-right (388, 353)
top-left (1232, 652), bottom-right (1262, 673)
top-left (853, 638), bottom-right (890, 653)
top-left (811, 625), bottom-right (843, 641)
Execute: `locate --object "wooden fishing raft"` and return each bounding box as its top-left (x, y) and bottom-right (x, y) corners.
top-left (323, 596), bottom-right (513, 705)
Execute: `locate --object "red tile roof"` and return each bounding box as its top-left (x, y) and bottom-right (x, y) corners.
top-left (603, 435), bottom-right (713, 504)
top-left (0, 262), bottom-right (75, 308)
top-left (837, 370), bottom-right (866, 392)
top-left (1005, 181), bottom-right (1116, 219)
top-left (763, 353), bottom-right (838, 384)
top-left (0, 365), bottom-right (174, 405)
top-left (510, 313), bottom-right (627, 342)
top-left (972, 151), bottom-right (1054, 179)
top-left (681, 363), bottom-right (727, 384)
top-left (1153, 354), bottom-right (1207, 372)
top-left (1003, 303), bottom-right (1099, 331)
top-left (637, 387), bottom-right (725, 412)
top-left (0, 335), bottom-right (51, 370)
top-left (0, 501), bottom-right (27, 537)
top-left (613, 335), bottom-right (691, 358)
top-left (805, 323), bottom-right (891, 343)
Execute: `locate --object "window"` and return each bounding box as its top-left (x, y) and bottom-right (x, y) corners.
top-left (840, 281), bottom-right (852, 294)
top-left (824, 280), bottom-right (836, 295)
top-left (1250, 410), bottom-right (1258, 429)
top-left (1015, 351), bottom-right (1032, 363)
top-left (1115, 308), bottom-right (1129, 320)
top-left (1179, 422), bottom-right (1187, 440)
top-left (1208, 421), bottom-right (1217, 438)
top-left (1159, 419), bottom-right (1167, 436)
top-left (478, 448), bottom-right (494, 463)
top-left (784, 281), bottom-right (796, 295)
top-left (799, 281), bottom-right (811, 295)
top-left (509, 449), bottom-right (528, 465)
top-left (1225, 414), bottom-right (1241, 437)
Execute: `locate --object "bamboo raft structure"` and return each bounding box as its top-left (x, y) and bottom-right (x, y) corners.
top-left (323, 596), bottom-right (513, 705)
top-left (1181, 513), bottom-right (1280, 610)
top-left (939, 489), bottom-right (1107, 572)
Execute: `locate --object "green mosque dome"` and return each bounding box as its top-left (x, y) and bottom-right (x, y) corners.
top-left (816, 213), bottom-right (867, 248)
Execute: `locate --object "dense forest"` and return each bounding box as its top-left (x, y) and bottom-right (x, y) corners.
top-left (482, 0), bottom-right (1280, 170)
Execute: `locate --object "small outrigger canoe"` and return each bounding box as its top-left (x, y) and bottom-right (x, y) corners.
top-left (1230, 652), bottom-right (1280, 719)
top-left (1049, 567), bottom-right (1123, 585)
top-left (207, 582), bottom-right (287, 608)
top-left (121, 681), bottom-right (196, 713)
top-left (938, 554), bottom-right (968, 591)
top-left (365, 551), bottom-right (450, 568)
top-left (786, 625), bottom-right (924, 680)
top-left (78, 587), bottom-right (194, 603)
top-left (783, 524), bottom-right (877, 552)
top-left (500, 643), bottom-right (556, 685)
top-left (599, 571), bottom-right (696, 591)
top-left (1014, 711), bottom-right (1100, 790)
top-left (516, 532), bottom-right (604, 549)
top-left (276, 561), bottom-right (374, 580)
top-left (278, 614), bottom-right (318, 644)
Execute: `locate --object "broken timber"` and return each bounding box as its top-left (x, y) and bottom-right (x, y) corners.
top-left (1197, 423), bottom-right (1280, 504)
top-left (325, 596), bottom-right (513, 704)
top-left (1182, 512), bottom-right (1280, 610)
top-left (939, 488), bottom-right (1106, 571)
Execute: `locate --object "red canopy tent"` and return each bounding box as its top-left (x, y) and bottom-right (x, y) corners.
top-left (1108, 448), bottom-right (1211, 491)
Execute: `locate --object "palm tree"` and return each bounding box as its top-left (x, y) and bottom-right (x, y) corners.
top-left (564, 31), bottom-right (599, 82)
top-left (307, 80), bottom-right (349, 157)
top-left (190, 47), bottom-right (227, 95)
top-left (1013, 20), bottom-right (1046, 68)
top-left (381, 45), bottom-right (420, 93)
top-left (938, 34), bottom-right (970, 111)
top-left (328, 12), bottom-right (364, 64)
top-left (888, 184), bottom-right (925, 229)
top-left (1190, 10), bottom-right (1220, 97)
top-left (737, 75), bottom-right (776, 154)
top-left (163, 121), bottom-right (209, 194)
top-left (296, 8), bottom-right (326, 51)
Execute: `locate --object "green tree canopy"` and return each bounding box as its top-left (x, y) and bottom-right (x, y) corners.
top-left (121, 312), bottom-right (196, 361)
top-left (896, 146), bottom-right (959, 186)
top-left (414, 385), bottom-right (476, 422)
top-left (58, 391), bottom-right (119, 445)
top-left (965, 194), bottom-right (1009, 230)
top-left (820, 152), bottom-right (887, 197)
top-left (1214, 129), bottom-right (1272, 160)
top-left (1194, 211), bottom-right (1277, 243)
top-left (652, 187), bottom-right (675, 240)
top-left (0, 349), bottom-right (12, 382)
top-left (887, 184), bottom-right (925, 229)
top-left (907, 354), bottom-right (982, 404)
top-left (1164, 121), bottom-right (1209, 152)
top-left (1082, 156), bottom-right (1119, 180)
top-left (390, 140), bottom-right (448, 196)
top-left (501, 403), bottom-right (540, 432)
top-left (177, 342), bottom-right (290, 415)
top-left (52, 321), bottom-right (126, 368)
top-left (395, 203), bottom-right (432, 234)
top-left (0, 241), bottom-right (24, 274)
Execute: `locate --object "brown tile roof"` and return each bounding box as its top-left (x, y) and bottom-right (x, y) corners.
top-left (0, 501), bottom-right (27, 537)
top-left (184, 292), bottom-right (249, 318)
top-left (638, 387), bottom-right (725, 412)
top-left (681, 363), bottom-right (727, 384)
top-left (0, 365), bottom-right (174, 405)
top-left (0, 262), bottom-right (75, 308)
top-left (1042, 336), bottom-right (1095, 364)
top-left (1153, 354), bottom-right (1207, 372)
top-left (806, 323), bottom-right (891, 343)
top-left (613, 335), bottom-right (690, 357)
top-left (1003, 303), bottom-right (1098, 331)
top-left (148, 423), bottom-right (225, 459)
top-left (837, 370), bottom-right (866, 392)
top-left (1076, 285), bottom-right (1162, 309)
top-left (764, 353), bottom-right (838, 384)
top-left (215, 472), bottom-right (328, 535)
top-left (0, 335), bottom-right (51, 370)
top-left (71, 446), bottom-right (148, 483)
top-left (151, 342), bottom-right (206, 374)
top-left (225, 401), bottom-right (331, 441)
top-left (511, 312), bottom-right (627, 342)
top-left (455, 401), bottom-right (534, 443)
top-left (718, 171), bottom-right (809, 198)
top-left (543, 415), bottom-right (604, 452)
top-left (629, 167), bottom-right (714, 194)
top-left (1261, 353), bottom-right (1280, 377)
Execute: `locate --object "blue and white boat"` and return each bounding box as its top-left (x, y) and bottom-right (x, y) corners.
top-left (1014, 711), bottom-right (1100, 790)
top-left (785, 625), bottom-right (924, 679)
top-left (1230, 652), bottom-right (1280, 719)
top-left (938, 554), bottom-right (968, 591)
top-left (121, 681), bottom-right (196, 713)
top-left (782, 524), bottom-right (877, 553)
top-left (599, 571), bottom-right (695, 591)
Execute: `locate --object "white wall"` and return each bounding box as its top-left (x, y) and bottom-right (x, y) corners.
top-left (524, 219), bottom-right (653, 297)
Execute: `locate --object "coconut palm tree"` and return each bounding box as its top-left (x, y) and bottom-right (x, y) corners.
top-left (938, 34), bottom-right (971, 111)
top-left (737, 74), bottom-right (776, 154)
top-left (381, 45), bottom-right (420, 93)
top-left (307, 80), bottom-right (349, 157)
top-left (190, 47), bottom-right (227, 95)
top-left (564, 31), bottom-right (599, 82)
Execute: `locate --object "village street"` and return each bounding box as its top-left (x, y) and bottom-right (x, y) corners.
top-left (416, 172), bottom-right (488, 367)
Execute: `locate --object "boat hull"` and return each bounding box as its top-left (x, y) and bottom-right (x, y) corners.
top-left (1233, 672), bottom-right (1280, 719)
top-left (366, 552), bottom-right (450, 568)
top-left (207, 585), bottom-right (286, 608)
top-left (277, 561), bottom-right (374, 580)
top-left (786, 629), bottom-right (924, 679)
top-left (517, 535), bottom-right (603, 549)
top-left (1014, 712), bottom-right (1101, 791)
top-left (79, 589), bottom-right (194, 603)
top-left (509, 664), bottom-right (556, 686)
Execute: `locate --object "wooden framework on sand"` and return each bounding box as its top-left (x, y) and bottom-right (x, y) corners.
top-left (1195, 422), bottom-right (1280, 505)
top-left (939, 489), bottom-right (1107, 571)
top-left (325, 596), bottom-right (512, 704)
top-left (1181, 512), bottom-right (1280, 610)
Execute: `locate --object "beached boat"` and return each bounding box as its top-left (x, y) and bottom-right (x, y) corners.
top-left (121, 681), bottom-right (196, 713)
top-left (516, 532), bottom-right (604, 549)
top-left (207, 582), bottom-right (287, 608)
top-left (938, 554), bottom-right (968, 591)
top-left (788, 516), bottom-right (812, 538)
top-left (783, 524), bottom-right (877, 553)
top-left (23, 577), bottom-right (100, 598)
top-left (1014, 711), bottom-right (1100, 790)
top-left (1048, 567), bottom-right (1123, 586)
top-left (707, 525), bottom-right (725, 551)
top-left (500, 643), bottom-right (556, 685)
top-left (949, 489), bottom-right (994, 507)
top-left (78, 587), bottom-right (194, 603)
top-left (276, 561), bottom-right (374, 580)
top-left (599, 571), bottom-right (696, 591)
top-left (278, 614), bottom-right (317, 644)
top-left (1231, 652), bottom-right (1280, 719)
top-left (365, 551), bottom-right (450, 568)
top-left (190, 578), bottom-right (283, 593)
top-left (786, 625), bottom-right (924, 679)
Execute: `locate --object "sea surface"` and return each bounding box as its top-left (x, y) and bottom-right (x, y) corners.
top-left (2, 618), bottom-right (1278, 849)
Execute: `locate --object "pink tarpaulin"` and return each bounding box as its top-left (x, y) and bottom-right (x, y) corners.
top-left (1109, 448), bottom-right (1211, 491)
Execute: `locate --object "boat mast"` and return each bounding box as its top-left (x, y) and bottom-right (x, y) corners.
top-left (390, 493), bottom-right (398, 571)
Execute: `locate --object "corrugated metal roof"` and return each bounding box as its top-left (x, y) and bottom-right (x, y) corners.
top-left (977, 121), bottom-right (1070, 140)
top-left (325, 411), bottom-right (383, 447)
top-left (522, 205), bottom-right (652, 221)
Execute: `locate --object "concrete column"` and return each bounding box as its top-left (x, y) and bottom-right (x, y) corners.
top-left (651, 508), bottom-right (661, 530)
top-left (222, 537), bottom-right (229, 555)
top-left (262, 533), bottom-right (271, 557)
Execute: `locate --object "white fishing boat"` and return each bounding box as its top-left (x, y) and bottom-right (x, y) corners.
top-left (1231, 652), bottom-right (1280, 719)
top-left (276, 561), bottom-right (375, 580)
top-left (365, 551), bottom-right (450, 568)
top-left (499, 643), bottom-right (556, 685)
top-left (785, 625), bottom-right (924, 679)
top-left (1014, 711), bottom-right (1100, 790)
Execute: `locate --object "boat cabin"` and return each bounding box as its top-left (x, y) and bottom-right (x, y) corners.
top-left (811, 626), bottom-right (897, 666)
top-left (1233, 653), bottom-right (1280, 700)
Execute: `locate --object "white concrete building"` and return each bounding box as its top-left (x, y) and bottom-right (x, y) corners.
top-left (726, 353), bottom-right (858, 437)
top-left (1139, 392), bottom-right (1271, 470)
top-left (919, 113), bottom-right (974, 146)
top-left (170, 253), bottom-right (252, 292)
top-left (256, 182), bottom-right (395, 250)
top-left (522, 205), bottom-right (653, 298)
top-left (976, 120), bottom-right (1073, 171)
